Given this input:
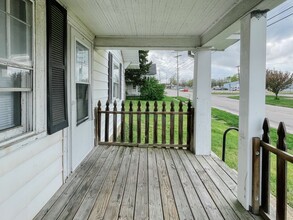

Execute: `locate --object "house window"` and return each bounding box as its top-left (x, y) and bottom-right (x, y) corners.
top-left (0, 0), bottom-right (33, 140)
top-left (108, 52), bottom-right (122, 101)
top-left (75, 41), bottom-right (89, 125)
top-left (133, 85), bottom-right (136, 89)
top-left (113, 63), bottom-right (120, 99)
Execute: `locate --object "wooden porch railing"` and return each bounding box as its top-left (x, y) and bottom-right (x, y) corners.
top-left (95, 100), bottom-right (194, 150)
top-left (252, 118), bottom-right (293, 220)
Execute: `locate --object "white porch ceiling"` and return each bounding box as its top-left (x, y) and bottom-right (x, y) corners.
top-left (60, 0), bottom-right (285, 50)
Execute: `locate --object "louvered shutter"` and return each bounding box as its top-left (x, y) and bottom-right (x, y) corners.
top-left (108, 52), bottom-right (113, 102)
top-left (46, 0), bottom-right (68, 134)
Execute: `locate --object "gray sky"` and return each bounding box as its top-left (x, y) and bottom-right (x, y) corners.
top-left (149, 0), bottom-right (293, 82)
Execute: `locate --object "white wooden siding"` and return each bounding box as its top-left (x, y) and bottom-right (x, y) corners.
top-left (92, 49), bottom-right (124, 141)
top-left (0, 132), bottom-right (63, 220)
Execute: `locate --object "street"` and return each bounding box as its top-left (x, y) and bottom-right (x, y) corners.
top-left (166, 89), bottom-right (293, 133)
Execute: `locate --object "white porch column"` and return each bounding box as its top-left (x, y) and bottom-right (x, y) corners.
top-left (238, 11), bottom-right (267, 209)
top-left (192, 49), bottom-right (212, 155)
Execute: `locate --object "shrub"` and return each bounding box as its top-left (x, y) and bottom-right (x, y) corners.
top-left (140, 77), bottom-right (165, 100)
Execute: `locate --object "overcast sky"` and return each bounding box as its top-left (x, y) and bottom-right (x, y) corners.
top-left (148, 0), bottom-right (293, 83)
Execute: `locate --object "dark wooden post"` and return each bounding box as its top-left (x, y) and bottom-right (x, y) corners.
top-left (261, 118), bottom-right (271, 213)
top-left (113, 100), bottom-right (117, 142)
top-left (187, 101), bottom-right (192, 147)
top-left (153, 101), bottom-right (158, 144)
top-left (129, 101), bottom-right (133, 143)
top-left (121, 101), bottom-right (125, 142)
top-left (276, 122), bottom-right (287, 220)
top-left (145, 102), bottom-right (150, 144)
top-left (96, 101), bottom-right (102, 144)
top-left (162, 101), bottom-right (166, 144)
top-left (170, 101), bottom-right (175, 145)
top-left (105, 100), bottom-right (110, 142)
top-left (137, 101), bottom-right (141, 144)
top-left (252, 137), bottom-right (261, 214)
top-left (178, 101), bottom-right (183, 145)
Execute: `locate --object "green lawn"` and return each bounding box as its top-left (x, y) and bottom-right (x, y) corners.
top-left (229, 95), bottom-right (293, 108)
top-left (124, 97), bottom-right (293, 207)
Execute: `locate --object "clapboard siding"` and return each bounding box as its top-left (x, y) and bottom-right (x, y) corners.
top-left (0, 138), bottom-right (62, 204)
top-left (14, 174), bottom-right (62, 220)
top-left (0, 133), bottom-right (63, 220)
top-left (92, 49), bottom-right (124, 141)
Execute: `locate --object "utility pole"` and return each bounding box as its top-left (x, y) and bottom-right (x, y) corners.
top-left (174, 51), bottom-right (182, 97)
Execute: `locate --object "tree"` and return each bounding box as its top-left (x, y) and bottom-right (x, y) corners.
top-left (266, 69), bottom-right (293, 99)
top-left (140, 77), bottom-right (165, 100)
top-left (125, 50), bottom-right (152, 86)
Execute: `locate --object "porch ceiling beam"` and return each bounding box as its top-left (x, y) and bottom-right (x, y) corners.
top-left (201, 0), bottom-right (284, 47)
top-left (94, 36), bottom-right (200, 50)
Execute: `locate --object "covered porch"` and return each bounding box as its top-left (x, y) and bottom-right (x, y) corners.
top-left (34, 145), bottom-right (259, 220)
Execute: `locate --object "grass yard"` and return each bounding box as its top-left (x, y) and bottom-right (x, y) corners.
top-left (229, 95), bottom-right (293, 108)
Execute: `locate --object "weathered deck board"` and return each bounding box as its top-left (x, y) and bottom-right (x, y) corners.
top-left (148, 148), bottom-right (164, 220)
top-left (155, 148), bottom-right (179, 220)
top-left (177, 150), bottom-right (224, 220)
top-left (34, 145), bottom-right (261, 220)
top-left (134, 148), bottom-right (149, 220)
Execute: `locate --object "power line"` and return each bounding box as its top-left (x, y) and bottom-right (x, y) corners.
top-left (267, 11), bottom-right (293, 27)
top-left (268, 5), bottom-right (293, 21)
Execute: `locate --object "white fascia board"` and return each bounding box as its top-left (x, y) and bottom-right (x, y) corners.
top-left (201, 0), bottom-right (285, 50)
top-left (95, 36), bottom-right (200, 50)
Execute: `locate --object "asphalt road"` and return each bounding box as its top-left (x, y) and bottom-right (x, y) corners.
top-left (166, 89), bottom-right (293, 133)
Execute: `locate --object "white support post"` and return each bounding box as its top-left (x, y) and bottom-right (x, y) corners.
top-left (192, 49), bottom-right (212, 155)
top-left (238, 11), bottom-right (267, 209)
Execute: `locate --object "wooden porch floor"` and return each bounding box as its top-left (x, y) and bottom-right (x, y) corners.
top-left (34, 145), bottom-right (260, 220)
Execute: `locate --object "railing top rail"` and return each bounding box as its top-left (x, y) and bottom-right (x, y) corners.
top-left (260, 140), bottom-right (293, 163)
top-left (97, 110), bottom-right (192, 115)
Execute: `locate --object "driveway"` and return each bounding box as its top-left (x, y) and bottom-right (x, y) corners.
top-left (165, 89), bottom-right (293, 133)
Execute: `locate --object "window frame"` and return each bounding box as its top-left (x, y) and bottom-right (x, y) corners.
top-left (0, 0), bottom-right (34, 142)
top-left (112, 61), bottom-right (120, 100)
top-left (75, 39), bottom-right (90, 126)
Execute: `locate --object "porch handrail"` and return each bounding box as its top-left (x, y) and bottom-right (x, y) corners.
top-left (252, 118), bottom-right (292, 220)
top-left (95, 99), bottom-right (194, 150)
top-left (222, 127), bottom-right (238, 162)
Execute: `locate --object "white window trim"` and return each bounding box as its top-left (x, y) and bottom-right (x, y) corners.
top-left (112, 58), bottom-right (121, 100)
top-left (0, 0), bottom-right (34, 144)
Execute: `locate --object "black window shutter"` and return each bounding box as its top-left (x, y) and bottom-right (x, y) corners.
top-left (46, 0), bottom-right (68, 134)
top-left (119, 63), bottom-right (122, 99)
top-left (108, 52), bottom-right (113, 102)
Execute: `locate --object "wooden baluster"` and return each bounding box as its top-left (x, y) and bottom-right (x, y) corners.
top-left (252, 137), bottom-right (261, 214)
top-left (121, 101), bottom-right (125, 142)
top-left (170, 101), bottom-right (175, 145)
top-left (129, 101), bottom-right (133, 143)
top-left (153, 101), bottom-right (158, 144)
top-left (145, 102), bottom-right (150, 144)
top-left (276, 122), bottom-right (287, 220)
top-left (262, 118), bottom-right (271, 213)
top-left (105, 100), bottom-right (110, 142)
top-left (162, 101), bottom-right (166, 144)
top-left (137, 101), bottom-right (141, 144)
top-left (187, 101), bottom-right (192, 147)
top-left (178, 101), bottom-right (183, 145)
top-left (96, 101), bottom-right (102, 144)
top-left (112, 100), bottom-right (117, 142)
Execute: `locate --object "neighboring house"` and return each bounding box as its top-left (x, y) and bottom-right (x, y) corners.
top-left (0, 0), bottom-right (287, 219)
top-left (126, 63), bottom-right (157, 96)
top-left (223, 81), bottom-right (240, 91)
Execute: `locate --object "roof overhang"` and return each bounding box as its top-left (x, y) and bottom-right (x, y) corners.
top-left (122, 50), bottom-right (140, 69)
top-left (60, 0), bottom-right (285, 51)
